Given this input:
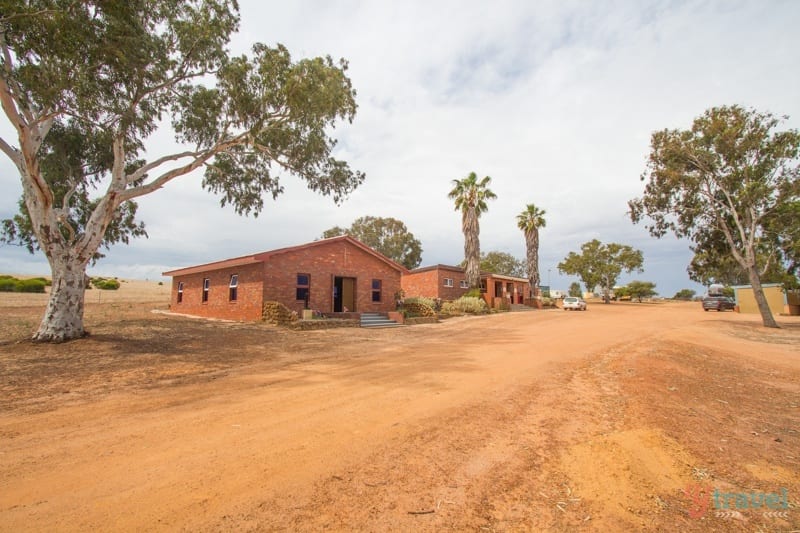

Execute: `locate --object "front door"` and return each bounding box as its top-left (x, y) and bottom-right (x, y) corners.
top-left (333, 276), bottom-right (356, 312)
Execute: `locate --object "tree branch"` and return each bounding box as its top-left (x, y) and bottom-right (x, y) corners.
top-left (0, 135), bottom-right (23, 170)
top-left (0, 77), bottom-right (54, 207)
top-left (119, 132), bottom-right (250, 203)
top-left (0, 69), bottom-right (28, 134)
top-left (125, 149), bottom-right (209, 185)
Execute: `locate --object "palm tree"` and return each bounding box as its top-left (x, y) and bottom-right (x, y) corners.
top-left (517, 203), bottom-right (547, 300)
top-left (448, 172), bottom-right (497, 288)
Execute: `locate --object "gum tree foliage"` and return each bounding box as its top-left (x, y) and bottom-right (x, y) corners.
top-left (568, 281), bottom-right (582, 297)
top-left (625, 280), bottom-right (657, 302)
top-left (673, 288), bottom-right (696, 300)
top-left (321, 216), bottom-right (423, 269)
top-left (0, 1), bottom-right (364, 342)
top-left (557, 239), bottom-right (644, 303)
top-left (629, 105), bottom-right (800, 328)
top-left (687, 225), bottom-right (789, 287)
top-left (516, 203), bottom-right (547, 297)
top-left (459, 251), bottom-right (526, 278)
top-left (448, 172), bottom-right (496, 288)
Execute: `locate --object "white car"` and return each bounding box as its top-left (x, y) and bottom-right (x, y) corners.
top-left (563, 297), bottom-right (587, 311)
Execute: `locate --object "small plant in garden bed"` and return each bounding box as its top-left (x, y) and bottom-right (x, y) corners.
top-left (402, 297), bottom-right (437, 318)
top-left (441, 296), bottom-right (488, 315)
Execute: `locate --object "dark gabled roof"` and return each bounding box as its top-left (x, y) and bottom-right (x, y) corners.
top-left (408, 264), bottom-right (530, 284)
top-left (253, 235), bottom-right (408, 273)
top-left (162, 235), bottom-right (408, 277)
top-left (407, 264), bottom-right (465, 274)
top-left (161, 254), bottom-right (262, 277)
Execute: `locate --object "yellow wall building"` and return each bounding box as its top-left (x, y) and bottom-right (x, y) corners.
top-left (733, 284), bottom-right (800, 316)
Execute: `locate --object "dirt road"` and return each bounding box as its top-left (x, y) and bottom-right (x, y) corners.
top-left (1, 299), bottom-right (798, 531)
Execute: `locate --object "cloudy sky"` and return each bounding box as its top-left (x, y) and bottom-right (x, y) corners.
top-left (1, 0), bottom-right (799, 296)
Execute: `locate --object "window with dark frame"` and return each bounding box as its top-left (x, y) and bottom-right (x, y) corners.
top-left (177, 282), bottom-right (184, 303)
top-left (459, 280), bottom-right (468, 289)
top-left (444, 278), bottom-right (454, 287)
top-left (202, 278), bottom-right (210, 302)
top-left (480, 279), bottom-right (487, 293)
top-left (229, 274), bottom-right (239, 302)
top-left (371, 279), bottom-right (382, 302)
top-left (296, 273), bottom-right (310, 302)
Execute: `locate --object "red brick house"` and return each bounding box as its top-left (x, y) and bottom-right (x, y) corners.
top-left (402, 264), bottom-right (531, 308)
top-left (163, 236), bottom-right (407, 321)
top-left (401, 264), bottom-right (470, 301)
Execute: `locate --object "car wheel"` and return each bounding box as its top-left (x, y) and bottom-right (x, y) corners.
top-left (704, 308), bottom-right (708, 312)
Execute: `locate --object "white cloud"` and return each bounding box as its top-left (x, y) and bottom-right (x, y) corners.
top-left (1, 0), bottom-right (799, 297)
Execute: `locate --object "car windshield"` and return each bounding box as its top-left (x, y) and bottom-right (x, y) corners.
top-left (565, 298), bottom-right (577, 302)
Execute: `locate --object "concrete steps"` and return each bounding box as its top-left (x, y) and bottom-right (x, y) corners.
top-left (360, 312), bottom-right (403, 328)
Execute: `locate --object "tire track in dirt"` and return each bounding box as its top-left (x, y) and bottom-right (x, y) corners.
top-left (212, 344), bottom-right (636, 531)
top-left (213, 331), bottom-right (800, 532)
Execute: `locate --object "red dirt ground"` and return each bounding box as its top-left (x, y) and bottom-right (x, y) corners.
top-left (1, 289), bottom-right (798, 531)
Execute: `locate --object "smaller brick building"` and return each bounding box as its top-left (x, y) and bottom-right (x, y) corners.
top-left (402, 264), bottom-right (531, 308)
top-left (163, 236), bottom-right (407, 321)
top-left (401, 264), bottom-right (471, 301)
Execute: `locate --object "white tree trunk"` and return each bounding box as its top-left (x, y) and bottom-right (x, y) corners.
top-left (746, 264), bottom-right (780, 328)
top-left (34, 256), bottom-right (90, 342)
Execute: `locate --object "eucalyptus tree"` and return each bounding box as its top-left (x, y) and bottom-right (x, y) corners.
top-left (459, 251), bottom-right (526, 278)
top-left (516, 203), bottom-right (547, 298)
top-left (558, 239), bottom-right (644, 303)
top-left (448, 172), bottom-right (496, 288)
top-left (321, 216), bottom-right (423, 269)
top-left (629, 105), bottom-right (800, 328)
top-left (0, 1), bottom-right (364, 341)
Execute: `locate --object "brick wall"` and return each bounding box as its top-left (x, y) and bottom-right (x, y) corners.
top-left (401, 269), bottom-right (439, 298)
top-left (438, 269), bottom-right (470, 301)
top-left (482, 276), bottom-right (530, 307)
top-left (170, 262), bottom-right (264, 320)
top-left (262, 240), bottom-right (402, 314)
top-left (402, 267), bottom-right (469, 301)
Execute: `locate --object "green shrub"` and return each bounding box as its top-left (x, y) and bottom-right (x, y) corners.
top-left (441, 296), bottom-right (488, 315)
top-left (404, 296), bottom-right (436, 308)
top-left (17, 278), bottom-right (46, 293)
top-left (0, 276), bottom-right (47, 293)
top-left (464, 288), bottom-right (482, 298)
top-left (91, 277), bottom-right (121, 290)
top-left (402, 297), bottom-right (437, 317)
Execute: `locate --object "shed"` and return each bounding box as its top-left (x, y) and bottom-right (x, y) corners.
top-left (732, 283), bottom-right (800, 316)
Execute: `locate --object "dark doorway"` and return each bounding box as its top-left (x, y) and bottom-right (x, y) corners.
top-left (334, 276), bottom-right (356, 312)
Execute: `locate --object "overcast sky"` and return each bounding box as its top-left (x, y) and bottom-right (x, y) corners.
top-left (1, 0), bottom-right (799, 296)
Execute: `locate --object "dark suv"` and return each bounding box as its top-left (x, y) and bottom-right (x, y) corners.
top-left (702, 296), bottom-right (735, 311)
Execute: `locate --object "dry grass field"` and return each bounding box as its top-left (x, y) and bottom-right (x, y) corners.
top-left (1, 280), bottom-right (798, 531)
